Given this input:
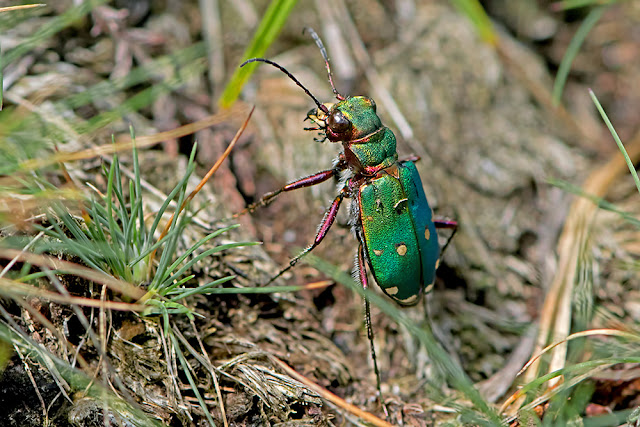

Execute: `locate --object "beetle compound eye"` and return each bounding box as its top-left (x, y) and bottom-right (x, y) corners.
top-left (328, 110), bottom-right (352, 134)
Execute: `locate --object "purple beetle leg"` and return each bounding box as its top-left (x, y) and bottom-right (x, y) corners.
top-left (433, 218), bottom-right (458, 263)
top-left (264, 189), bottom-right (345, 285)
top-left (358, 243), bottom-right (389, 417)
top-left (433, 218), bottom-right (458, 229)
top-left (399, 154), bottom-right (421, 163)
top-left (235, 168), bottom-right (338, 217)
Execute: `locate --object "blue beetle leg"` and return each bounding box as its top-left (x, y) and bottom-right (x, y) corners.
top-left (234, 168), bottom-right (339, 218)
top-left (263, 189), bottom-right (346, 286)
top-left (358, 243), bottom-right (389, 417)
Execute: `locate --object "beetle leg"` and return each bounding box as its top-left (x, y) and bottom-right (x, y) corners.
top-left (433, 218), bottom-right (458, 267)
top-left (399, 154), bottom-right (420, 163)
top-left (433, 218), bottom-right (457, 229)
top-left (234, 168), bottom-right (340, 218)
top-left (358, 243), bottom-right (389, 417)
top-left (264, 188), bottom-right (346, 285)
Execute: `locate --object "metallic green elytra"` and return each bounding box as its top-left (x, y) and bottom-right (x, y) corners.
top-left (358, 162), bottom-right (439, 305)
top-left (310, 95), bottom-right (441, 305)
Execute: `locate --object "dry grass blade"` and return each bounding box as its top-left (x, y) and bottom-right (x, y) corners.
top-left (519, 328), bottom-right (640, 378)
top-left (502, 328), bottom-right (640, 412)
top-left (520, 131), bottom-right (640, 405)
top-left (18, 106), bottom-right (248, 172)
top-left (0, 4), bottom-right (45, 13)
top-left (146, 106), bottom-right (254, 274)
top-left (0, 249), bottom-right (145, 300)
top-left (270, 356), bottom-right (393, 427)
top-left (0, 278), bottom-right (145, 311)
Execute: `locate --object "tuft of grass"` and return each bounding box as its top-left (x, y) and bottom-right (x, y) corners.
top-left (30, 133), bottom-right (257, 318)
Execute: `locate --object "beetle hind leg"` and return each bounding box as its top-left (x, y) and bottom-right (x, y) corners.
top-left (358, 243), bottom-right (389, 417)
top-left (433, 218), bottom-right (458, 266)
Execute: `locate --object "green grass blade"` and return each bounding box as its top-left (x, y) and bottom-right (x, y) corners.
top-left (549, 179), bottom-right (640, 228)
top-left (126, 226), bottom-right (185, 269)
top-left (161, 242), bottom-right (258, 290)
top-left (131, 127), bottom-right (146, 248)
top-left (304, 254), bottom-right (502, 425)
top-left (150, 162), bottom-right (195, 290)
top-left (106, 153), bottom-right (120, 242)
top-left (449, 0), bottom-right (497, 45)
top-left (552, 0), bottom-right (614, 11)
top-left (176, 282), bottom-right (331, 295)
top-left (552, 6), bottom-right (606, 106)
top-left (582, 409), bottom-right (636, 427)
top-left (162, 225), bottom-right (240, 275)
top-left (168, 276), bottom-right (236, 300)
top-left (145, 179), bottom-right (185, 246)
top-left (123, 181), bottom-right (139, 259)
top-left (162, 275), bottom-right (196, 295)
top-left (169, 330), bottom-right (217, 426)
top-left (589, 89), bottom-right (640, 195)
top-left (218, 0), bottom-right (298, 108)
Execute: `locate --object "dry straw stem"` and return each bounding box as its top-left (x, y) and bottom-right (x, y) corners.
top-left (0, 277), bottom-right (145, 312)
top-left (0, 4), bottom-right (45, 13)
top-left (18, 106), bottom-right (249, 172)
top-left (270, 356), bottom-right (393, 427)
top-left (523, 131), bottom-right (640, 395)
top-left (501, 328), bottom-right (640, 412)
top-left (0, 248), bottom-right (146, 300)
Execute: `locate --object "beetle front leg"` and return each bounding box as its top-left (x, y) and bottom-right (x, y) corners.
top-left (234, 168), bottom-right (339, 218)
top-left (264, 188), bottom-right (346, 285)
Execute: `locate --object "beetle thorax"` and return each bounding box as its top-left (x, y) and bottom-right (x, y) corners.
top-left (343, 127), bottom-right (398, 174)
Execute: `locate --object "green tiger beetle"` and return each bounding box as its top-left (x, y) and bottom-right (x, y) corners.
top-left (239, 28), bottom-right (457, 412)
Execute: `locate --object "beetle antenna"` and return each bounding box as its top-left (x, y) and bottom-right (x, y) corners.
top-left (303, 27), bottom-right (345, 101)
top-left (241, 58), bottom-right (329, 114)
